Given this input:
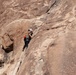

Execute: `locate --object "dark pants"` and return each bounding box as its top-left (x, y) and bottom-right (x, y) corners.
top-left (23, 40), bottom-right (29, 50)
top-left (23, 37), bottom-right (31, 50)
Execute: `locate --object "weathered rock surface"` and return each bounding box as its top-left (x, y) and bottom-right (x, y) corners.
top-left (0, 0), bottom-right (76, 75)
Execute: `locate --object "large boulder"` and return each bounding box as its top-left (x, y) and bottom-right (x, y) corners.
top-left (0, 48), bottom-right (6, 67)
top-left (0, 0), bottom-right (76, 75)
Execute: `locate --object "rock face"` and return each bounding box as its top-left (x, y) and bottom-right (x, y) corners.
top-left (0, 0), bottom-right (76, 75)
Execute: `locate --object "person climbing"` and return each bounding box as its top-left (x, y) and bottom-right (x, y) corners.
top-left (23, 28), bottom-right (33, 51)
